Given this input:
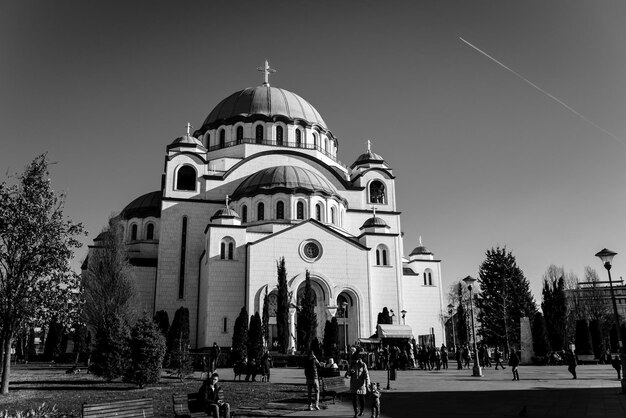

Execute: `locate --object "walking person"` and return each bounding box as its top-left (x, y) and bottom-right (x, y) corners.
top-left (456, 346), bottom-right (463, 370)
top-left (209, 342), bottom-right (221, 374)
top-left (493, 347), bottom-right (506, 370)
top-left (304, 350), bottom-right (321, 411)
top-left (441, 344), bottom-right (448, 370)
top-left (345, 354), bottom-right (370, 418)
top-left (566, 349), bottom-right (577, 379)
top-left (612, 354), bottom-right (622, 380)
top-left (509, 349), bottom-right (520, 381)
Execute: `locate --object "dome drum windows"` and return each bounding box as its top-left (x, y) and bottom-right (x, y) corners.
top-left (296, 201), bottom-right (305, 220)
top-left (255, 125), bottom-right (264, 144)
top-left (219, 129), bottom-right (226, 148)
top-left (276, 201), bottom-right (285, 220)
top-left (176, 165), bottom-right (197, 191)
top-left (146, 223), bottom-right (155, 240)
top-left (257, 202), bottom-right (265, 221)
top-left (236, 126), bottom-right (244, 144)
top-left (276, 126), bottom-right (284, 146)
top-left (241, 205), bottom-right (248, 223)
top-left (130, 224), bottom-right (138, 241)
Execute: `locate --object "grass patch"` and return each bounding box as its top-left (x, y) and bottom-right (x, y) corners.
top-left (0, 364), bottom-right (306, 417)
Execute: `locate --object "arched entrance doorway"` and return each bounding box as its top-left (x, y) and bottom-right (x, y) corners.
top-left (295, 279), bottom-right (327, 352)
top-left (336, 291), bottom-right (357, 353)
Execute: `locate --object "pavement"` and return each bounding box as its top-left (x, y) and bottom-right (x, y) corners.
top-left (221, 364), bottom-right (626, 418)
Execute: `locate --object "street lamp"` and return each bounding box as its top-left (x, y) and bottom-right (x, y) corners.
top-left (462, 275), bottom-right (482, 377)
top-left (340, 301), bottom-right (349, 356)
top-left (447, 303), bottom-right (457, 349)
top-left (390, 309), bottom-right (395, 324)
top-left (595, 248), bottom-right (626, 394)
top-left (401, 310), bottom-right (407, 325)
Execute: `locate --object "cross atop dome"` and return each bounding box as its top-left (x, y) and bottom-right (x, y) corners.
top-left (367, 140), bottom-right (372, 153)
top-left (257, 60), bottom-right (277, 86)
top-left (185, 122), bottom-right (193, 136)
top-left (371, 205), bottom-right (377, 217)
top-left (225, 194), bottom-right (230, 208)
top-left (419, 236), bottom-right (423, 246)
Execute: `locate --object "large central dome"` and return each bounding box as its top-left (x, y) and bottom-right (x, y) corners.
top-left (231, 166), bottom-right (338, 200)
top-left (199, 85), bottom-right (327, 131)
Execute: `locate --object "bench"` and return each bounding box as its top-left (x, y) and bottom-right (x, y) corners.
top-left (83, 398), bottom-right (153, 418)
top-left (173, 393), bottom-right (209, 418)
top-left (320, 376), bottom-right (348, 404)
top-left (577, 354), bottom-right (599, 365)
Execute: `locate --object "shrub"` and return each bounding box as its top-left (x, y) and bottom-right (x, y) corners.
top-left (124, 314), bottom-right (166, 388)
top-left (90, 314), bottom-right (131, 380)
top-left (167, 307), bottom-right (193, 380)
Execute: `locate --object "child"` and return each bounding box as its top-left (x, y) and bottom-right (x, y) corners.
top-left (369, 382), bottom-right (381, 418)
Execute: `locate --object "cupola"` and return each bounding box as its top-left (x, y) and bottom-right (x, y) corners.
top-left (359, 208), bottom-right (390, 234)
top-left (210, 196), bottom-right (241, 226)
top-left (409, 236), bottom-right (434, 261)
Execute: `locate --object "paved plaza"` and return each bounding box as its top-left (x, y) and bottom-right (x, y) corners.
top-left (228, 364), bottom-right (626, 417)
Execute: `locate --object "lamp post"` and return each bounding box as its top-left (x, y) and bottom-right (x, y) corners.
top-left (390, 309), bottom-right (395, 324)
top-left (340, 301), bottom-right (349, 356)
top-left (401, 310), bottom-right (407, 325)
top-left (595, 248), bottom-right (626, 394)
top-left (447, 303), bottom-right (457, 349)
top-left (462, 275), bottom-right (482, 377)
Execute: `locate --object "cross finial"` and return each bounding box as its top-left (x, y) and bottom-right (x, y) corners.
top-left (371, 205), bottom-right (376, 218)
top-left (185, 122), bottom-right (192, 136)
top-left (225, 194), bottom-right (230, 208)
top-left (257, 59), bottom-right (277, 86)
top-left (419, 236), bottom-right (423, 246)
top-left (367, 140), bottom-right (372, 153)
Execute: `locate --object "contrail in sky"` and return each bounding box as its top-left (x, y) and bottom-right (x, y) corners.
top-left (459, 37), bottom-right (622, 144)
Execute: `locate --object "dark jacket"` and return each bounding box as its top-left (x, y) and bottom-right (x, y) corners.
top-left (304, 356), bottom-right (321, 380)
top-left (198, 382), bottom-right (224, 405)
top-left (508, 352), bottom-right (520, 367)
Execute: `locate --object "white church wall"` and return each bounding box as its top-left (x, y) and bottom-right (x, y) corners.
top-left (132, 266), bottom-right (157, 315)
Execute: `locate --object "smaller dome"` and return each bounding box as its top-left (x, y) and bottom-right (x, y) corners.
top-left (410, 246), bottom-right (433, 256)
top-left (120, 191), bottom-right (162, 220)
top-left (351, 150), bottom-right (385, 168)
top-left (169, 134), bottom-right (205, 148)
top-left (210, 207), bottom-right (241, 221)
top-left (360, 216), bottom-right (389, 229)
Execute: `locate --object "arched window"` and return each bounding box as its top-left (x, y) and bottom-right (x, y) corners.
top-left (228, 242), bottom-right (234, 260)
top-left (276, 201), bottom-right (284, 219)
top-left (219, 129), bottom-right (225, 148)
top-left (376, 245), bottom-right (389, 266)
top-left (369, 180), bottom-right (386, 204)
top-left (176, 165), bottom-right (196, 191)
top-left (236, 126), bottom-right (243, 144)
top-left (220, 242), bottom-right (226, 260)
top-left (296, 201), bottom-right (304, 220)
top-left (146, 223), bottom-right (154, 240)
top-left (220, 238), bottom-right (236, 260)
top-left (325, 137), bottom-right (329, 152)
top-left (315, 204), bottom-right (322, 221)
top-left (268, 293), bottom-right (278, 316)
top-left (424, 269), bottom-right (433, 286)
top-left (255, 125), bottom-right (264, 144)
top-left (331, 207), bottom-right (336, 225)
top-left (205, 133), bottom-right (210, 147)
top-left (337, 294), bottom-right (349, 318)
top-left (257, 202), bottom-right (265, 221)
top-left (296, 129), bottom-right (302, 147)
top-left (130, 224), bottom-right (138, 241)
top-left (276, 126), bottom-right (283, 146)
top-left (312, 133), bottom-right (318, 149)
top-left (241, 205), bottom-right (248, 223)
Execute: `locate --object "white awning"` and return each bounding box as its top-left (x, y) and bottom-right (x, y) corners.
top-left (377, 324), bottom-right (414, 339)
top-left (358, 337), bottom-right (381, 344)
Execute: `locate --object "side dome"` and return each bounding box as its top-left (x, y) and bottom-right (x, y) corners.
top-left (231, 166), bottom-right (339, 200)
top-left (198, 86), bottom-right (327, 131)
top-left (360, 216), bottom-right (389, 229)
top-left (351, 150), bottom-right (385, 168)
top-left (168, 134), bottom-right (205, 148)
top-left (120, 191), bottom-right (162, 220)
top-left (409, 246), bottom-right (433, 256)
top-left (210, 207), bottom-right (241, 221)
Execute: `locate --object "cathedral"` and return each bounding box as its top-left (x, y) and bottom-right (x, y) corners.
top-left (84, 62), bottom-right (445, 351)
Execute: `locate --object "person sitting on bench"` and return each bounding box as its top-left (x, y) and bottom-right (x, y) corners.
top-left (198, 373), bottom-right (230, 418)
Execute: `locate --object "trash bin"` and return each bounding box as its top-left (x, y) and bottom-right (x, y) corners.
top-left (390, 368), bottom-right (396, 380)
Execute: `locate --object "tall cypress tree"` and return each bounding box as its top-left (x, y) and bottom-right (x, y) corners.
top-left (531, 312), bottom-right (551, 356)
top-left (232, 307), bottom-right (249, 362)
top-left (541, 266), bottom-right (567, 351)
top-left (153, 310), bottom-right (170, 338)
top-left (247, 312), bottom-right (264, 363)
top-left (166, 306), bottom-right (192, 380)
top-left (297, 270), bottom-right (318, 352)
top-left (476, 247), bottom-right (536, 352)
top-left (262, 288), bottom-right (270, 348)
top-left (575, 320), bottom-right (593, 355)
top-left (455, 283), bottom-right (469, 346)
top-left (276, 257), bottom-right (289, 354)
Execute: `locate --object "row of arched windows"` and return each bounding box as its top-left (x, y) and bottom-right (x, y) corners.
top-left (207, 124), bottom-right (336, 154)
top-left (220, 239), bottom-right (235, 260)
top-left (423, 269), bottom-right (433, 286)
top-left (238, 201), bottom-right (342, 225)
top-left (375, 245), bottom-right (389, 266)
top-left (128, 222), bottom-right (156, 241)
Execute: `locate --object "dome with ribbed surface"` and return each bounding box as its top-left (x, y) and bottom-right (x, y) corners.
top-left (199, 86), bottom-right (327, 131)
top-left (169, 134), bottom-right (204, 148)
top-left (231, 166), bottom-right (338, 200)
top-left (410, 246), bottom-right (433, 256)
top-left (210, 207), bottom-right (240, 221)
top-left (360, 216), bottom-right (389, 229)
top-left (120, 191), bottom-right (162, 220)
top-left (351, 150), bottom-right (385, 168)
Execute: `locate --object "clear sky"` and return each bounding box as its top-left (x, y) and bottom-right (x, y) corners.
top-left (2, 0), bottom-right (625, 303)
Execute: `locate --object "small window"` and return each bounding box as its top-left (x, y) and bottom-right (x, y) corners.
top-left (220, 242), bottom-right (226, 260)
top-left (256, 125), bottom-right (264, 144)
top-left (297, 201), bottom-right (304, 220)
top-left (296, 130), bottom-right (302, 147)
top-left (376, 244), bottom-right (390, 266)
top-left (424, 269), bottom-right (433, 286)
top-left (228, 242), bottom-right (234, 260)
top-left (331, 207), bottom-right (336, 225)
top-left (276, 126), bottom-right (283, 146)
top-left (313, 133), bottom-right (318, 148)
top-left (176, 165), bottom-right (196, 191)
top-left (325, 137), bottom-right (329, 152)
top-left (242, 205), bottom-right (248, 223)
top-left (369, 180), bottom-right (386, 204)
top-left (315, 204), bottom-right (322, 221)
top-left (219, 129), bottom-right (225, 148)
top-left (146, 223), bottom-right (154, 240)
top-left (205, 133), bottom-right (210, 147)
top-left (223, 317), bottom-right (228, 333)
top-left (236, 126), bottom-right (243, 144)
top-left (276, 201), bottom-right (284, 219)
top-left (383, 250), bottom-right (387, 266)
top-left (220, 238), bottom-right (235, 260)
top-left (376, 249), bottom-right (381, 266)
top-left (131, 224), bottom-right (138, 241)
top-left (257, 202), bottom-right (265, 221)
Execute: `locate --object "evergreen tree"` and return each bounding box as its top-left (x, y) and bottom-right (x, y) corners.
top-left (43, 317), bottom-right (64, 362)
top-left (574, 320), bottom-right (593, 355)
top-left (311, 337), bottom-right (323, 358)
top-left (124, 313), bottom-right (166, 388)
top-left (297, 270), bottom-right (318, 352)
top-left (476, 247), bottom-right (536, 352)
top-left (153, 310), bottom-right (170, 337)
top-left (262, 288), bottom-right (270, 348)
top-left (72, 324), bottom-right (90, 365)
top-left (232, 307), bottom-right (249, 362)
top-left (247, 312), bottom-right (264, 364)
top-left (166, 306), bottom-right (193, 380)
top-left (90, 313), bottom-right (131, 381)
top-left (454, 282), bottom-right (469, 346)
top-left (589, 319), bottom-right (604, 359)
top-left (541, 266), bottom-right (567, 351)
top-left (531, 312), bottom-right (551, 356)
top-left (276, 257), bottom-right (289, 354)
top-left (323, 317), bottom-right (340, 360)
